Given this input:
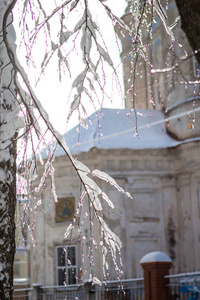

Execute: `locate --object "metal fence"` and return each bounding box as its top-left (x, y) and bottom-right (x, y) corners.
top-left (14, 278), bottom-right (144, 300)
top-left (39, 284), bottom-right (85, 300)
top-left (166, 271), bottom-right (200, 300)
top-left (13, 287), bottom-right (33, 299)
top-left (14, 272), bottom-right (200, 299)
top-left (95, 278), bottom-right (144, 300)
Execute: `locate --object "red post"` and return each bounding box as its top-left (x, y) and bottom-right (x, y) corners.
top-left (140, 251), bottom-right (172, 300)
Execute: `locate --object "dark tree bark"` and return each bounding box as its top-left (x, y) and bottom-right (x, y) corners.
top-left (0, 147), bottom-right (16, 300)
top-left (0, 1), bottom-right (18, 299)
top-left (175, 0), bottom-right (200, 64)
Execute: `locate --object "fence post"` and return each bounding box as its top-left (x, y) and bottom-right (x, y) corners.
top-left (32, 283), bottom-right (43, 300)
top-left (84, 281), bottom-right (96, 300)
top-left (140, 251), bottom-right (172, 300)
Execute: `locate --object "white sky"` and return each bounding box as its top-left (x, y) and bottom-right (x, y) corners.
top-left (14, 0), bottom-right (127, 134)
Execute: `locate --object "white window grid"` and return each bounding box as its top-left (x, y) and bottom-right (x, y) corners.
top-left (56, 245), bottom-right (77, 286)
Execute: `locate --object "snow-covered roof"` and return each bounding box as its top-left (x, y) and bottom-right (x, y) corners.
top-left (54, 108), bottom-right (185, 157)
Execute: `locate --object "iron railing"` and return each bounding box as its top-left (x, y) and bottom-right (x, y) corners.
top-left (95, 278), bottom-right (144, 300)
top-left (14, 278), bottom-right (144, 299)
top-left (14, 272), bottom-right (200, 299)
top-left (13, 287), bottom-right (33, 299)
top-left (40, 284), bottom-right (85, 300)
top-left (166, 271), bottom-right (200, 300)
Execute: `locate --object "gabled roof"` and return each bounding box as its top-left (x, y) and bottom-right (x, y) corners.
top-left (55, 108), bottom-right (184, 157)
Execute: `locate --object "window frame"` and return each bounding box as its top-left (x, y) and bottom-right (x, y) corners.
top-left (55, 245), bottom-right (78, 286)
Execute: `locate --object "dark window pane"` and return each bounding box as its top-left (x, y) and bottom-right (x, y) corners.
top-left (57, 247), bottom-right (66, 267)
top-left (58, 268), bottom-right (66, 286)
top-left (68, 268), bottom-right (77, 285)
top-left (67, 247), bottom-right (76, 266)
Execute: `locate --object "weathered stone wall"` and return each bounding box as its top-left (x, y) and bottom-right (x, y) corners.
top-left (31, 140), bottom-right (200, 284)
top-left (117, 0), bottom-right (200, 141)
top-left (30, 0), bottom-right (200, 285)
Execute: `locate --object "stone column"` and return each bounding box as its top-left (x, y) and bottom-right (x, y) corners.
top-left (140, 251), bottom-right (172, 300)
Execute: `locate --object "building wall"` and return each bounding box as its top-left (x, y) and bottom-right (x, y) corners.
top-left (31, 141), bottom-right (200, 285)
top-left (30, 0), bottom-right (200, 286)
top-left (117, 0), bottom-right (200, 141)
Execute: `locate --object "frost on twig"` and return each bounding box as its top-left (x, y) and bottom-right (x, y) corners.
top-left (113, 0), bottom-right (196, 115)
top-left (11, 0), bottom-right (199, 284)
top-left (16, 0), bottom-right (125, 127)
top-left (1, 0), bottom-right (198, 295)
top-left (62, 159), bottom-right (132, 281)
top-left (8, 0), bottom-right (133, 282)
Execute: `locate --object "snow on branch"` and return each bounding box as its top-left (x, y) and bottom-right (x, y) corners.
top-left (3, 0), bottom-right (133, 282)
top-left (17, 0), bottom-right (124, 127)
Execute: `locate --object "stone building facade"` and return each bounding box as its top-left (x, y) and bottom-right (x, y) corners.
top-left (30, 0), bottom-right (200, 286)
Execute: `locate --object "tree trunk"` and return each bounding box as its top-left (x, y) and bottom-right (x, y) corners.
top-left (0, 150), bottom-right (16, 300)
top-left (0, 1), bottom-right (17, 299)
top-left (175, 0), bottom-right (200, 64)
